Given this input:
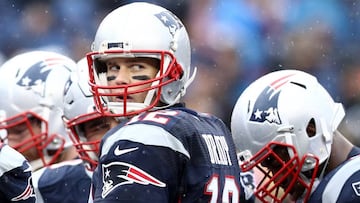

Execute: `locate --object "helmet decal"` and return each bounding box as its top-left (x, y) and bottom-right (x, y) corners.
top-left (250, 74), bottom-right (295, 124)
top-left (155, 11), bottom-right (183, 37)
top-left (16, 58), bottom-right (68, 97)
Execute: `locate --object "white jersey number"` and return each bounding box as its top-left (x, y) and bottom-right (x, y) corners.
top-left (205, 176), bottom-right (239, 203)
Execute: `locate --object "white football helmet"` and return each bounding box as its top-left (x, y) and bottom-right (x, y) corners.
top-left (231, 69), bottom-right (345, 202)
top-left (63, 57), bottom-right (106, 171)
top-left (0, 50), bottom-right (76, 167)
top-left (87, 2), bottom-right (196, 117)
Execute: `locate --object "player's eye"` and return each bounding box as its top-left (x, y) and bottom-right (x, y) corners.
top-left (108, 65), bottom-right (120, 72)
top-left (129, 64), bottom-right (144, 72)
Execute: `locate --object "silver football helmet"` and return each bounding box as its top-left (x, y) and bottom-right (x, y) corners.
top-left (87, 2), bottom-right (196, 117)
top-left (63, 57), bottom-right (106, 171)
top-left (231, 69), bottom-right (345, 202)
top-left (0, 50), bottom-right (76, 167)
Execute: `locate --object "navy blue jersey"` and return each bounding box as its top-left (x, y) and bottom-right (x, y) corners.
top-left (308, 147), bottom-right (360, 203)
top-left (92, 107), bottom-right (255, 202)
top-left (32, 159), bottom-right (92, 203)
top-left (0, 143), bottom-right (36, 203)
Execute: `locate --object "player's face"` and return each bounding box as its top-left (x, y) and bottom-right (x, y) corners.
top-left (6, 118), bottom-right (41, 161)
top-left (81, 116), bottom-right (118, 155)
top-left (104, 57), bottom-right (159, 103)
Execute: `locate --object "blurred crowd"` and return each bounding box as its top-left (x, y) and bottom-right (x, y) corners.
top-left (1, 0), bottom-right (360, 145)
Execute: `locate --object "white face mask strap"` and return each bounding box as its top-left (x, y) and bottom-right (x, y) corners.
top-left (144, 55), bottom-right (172, 106)
top-left (143, 72), bottom-right (159, 106)
top-left (321, 102), bottom-right (345, 156)
top-left (331, 103), bottom-right (345, 131)
top-left (317, 154), bottom-right (330, 180)
top-left (97, 72), bottom-right (110, 103)
top-left (97, 72), bottom-right (108, 89)
top-left (320, 118), bottom-right (332, 153)
top-left (315, 119), bottom-right (332, 179)
top-left (38, 100), bottom-right (52, 135)
top-left (163, 66), bottom-right (197, 107)
top-left (184, 66), bottom-right (197, 92)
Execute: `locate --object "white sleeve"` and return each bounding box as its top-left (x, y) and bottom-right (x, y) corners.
top-left (0, 144), bottom-right (30, 176)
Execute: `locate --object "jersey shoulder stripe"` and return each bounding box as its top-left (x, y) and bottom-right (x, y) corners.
top-left (0, 144), bottom-right (27, 176)
top-left (101, 123), bottom-right (190, 158)
top-left (322, 155), bottom-right (360, 202)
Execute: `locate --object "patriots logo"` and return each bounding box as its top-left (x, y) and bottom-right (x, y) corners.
top-left (11, 162), bottom-right (35, 202)
top-left (250, 74), bottom-right (295, 124)
top-left (155, 11), bottom-right (183, 37)
top-left (16, 58), bottom-right (67, 97)
top-left (240, 171), bottom-right (255, 200)
top-left (101, 161), bottom-right (166, 198)
top-left (11, 177), bottom-right (35, 201)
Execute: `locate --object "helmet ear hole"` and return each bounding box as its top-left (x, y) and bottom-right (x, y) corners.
top-left (306, 118), bottom-right (316, 137)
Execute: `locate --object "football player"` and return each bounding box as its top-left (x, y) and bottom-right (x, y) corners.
top-left (87, 2), bottom-right (255, 202)
top-left (231, 69), bottom-right (360, 202)
top-left (32, 58), bottom-right (119, 203)
top-left (0, 50), bottom-right (78, 171)
top-left (0, 141), bottom-right (36, 202)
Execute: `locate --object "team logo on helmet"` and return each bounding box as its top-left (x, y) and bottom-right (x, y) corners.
top-left (155, 11), bottom-right (183, 37)
top-left (250, 74), bottom-right (295, 124)
top-left (16, 58), bottom-right (68, 97)
top-left (101, 161), bottom-right (166, 198)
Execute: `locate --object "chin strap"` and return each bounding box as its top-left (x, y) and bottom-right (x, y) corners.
top-left (316, 155), bottom-right (330, 183)
top-left (143, 66), bottom-right (163, 107)
top-left (331, 103), bottom-right (345, 132)
top-left (152, 66), bottom-right (198, 111)
top-left (173, 66), bottom-right (197, 104)
top-left (184, 66), bottom-right (197, 93)
top-left (98, 72), bottom-right (110, 103)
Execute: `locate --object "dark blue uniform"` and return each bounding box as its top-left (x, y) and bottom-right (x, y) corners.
top-left (308, 147), bottom-right (360, 203)
top-left (0, 143), bottom-right (36, 203)
top-left (32, 159), bottom-right (92, 203)
top-left (92, 106), bottom-right (255, 202)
